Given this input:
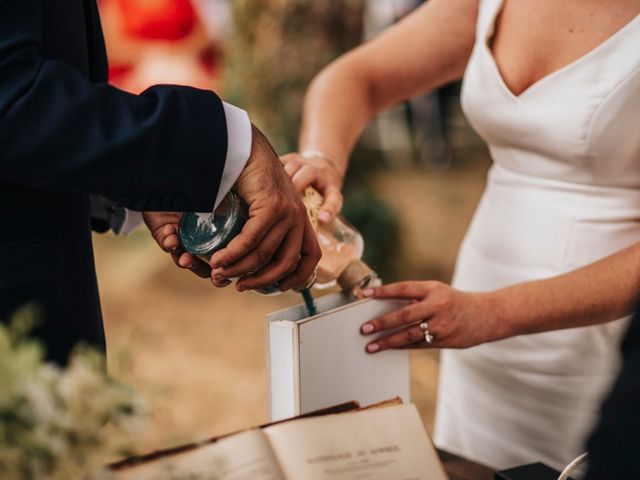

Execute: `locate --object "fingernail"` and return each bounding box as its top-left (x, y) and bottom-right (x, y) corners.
top-left (237, 284), bottom-right (246, 292)
top-left (361, 323), bottom-right (374, 334)
top-left (214, 274), bottom-right (225, 282)
top-left (362, 288), bottom-right (374, 297)
top-left (367, 343), bottom-right (380, 353)
top-left (219, 279), bottom-right (232, 287)
top-left (189, 263), bottom-right (198, 270)
top-left (319, 211), bottom-right (331, 223)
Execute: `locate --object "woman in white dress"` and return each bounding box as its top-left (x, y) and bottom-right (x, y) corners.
top-left (282, 0), bottom-right (640, 471)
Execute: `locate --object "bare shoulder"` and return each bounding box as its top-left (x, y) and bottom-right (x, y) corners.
top-left (343, 0), bottom-right (480, 104)
top-left (399, 0), bottom-right (480, 44)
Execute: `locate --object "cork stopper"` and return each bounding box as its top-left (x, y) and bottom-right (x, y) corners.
top-left (337, 259), bottom-right (378, 294)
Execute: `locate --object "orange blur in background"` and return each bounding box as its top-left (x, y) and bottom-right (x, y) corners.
top-left (100, 0), bottom-right (221, 94)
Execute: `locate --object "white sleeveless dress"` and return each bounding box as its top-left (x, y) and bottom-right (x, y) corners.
top-left (433, 0), bottom-right (640, 471)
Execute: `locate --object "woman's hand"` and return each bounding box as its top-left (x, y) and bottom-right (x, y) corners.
top-left (360, 281), bottom-right (510, 352)
top-left (281, 152), bottom-right (344, 223)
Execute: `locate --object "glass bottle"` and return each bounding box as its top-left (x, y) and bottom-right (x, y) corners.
top-left (302, 188), bottom-right (379, 297)
top-left (178, 191), bottom-right (315, 295)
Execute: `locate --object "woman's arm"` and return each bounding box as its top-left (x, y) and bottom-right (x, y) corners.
top-left (361, 242), bottom-right (640, 352)
top-left (282, 0), bottom-right (479, 220)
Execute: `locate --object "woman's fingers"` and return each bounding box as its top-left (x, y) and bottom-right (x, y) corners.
top-left (359, 281), bottom-right (447, 352)
top-left (280, 152), bottom-right (299, 164)
top-left (283, 159), bottom-right (303, 179)
top-left (363, 281), bottom-right (431, 299)
top-left (281, 152), bottom-right (345, 221)
top-left (361, 302), bottom-right (430, 334)
top-left (361, 283), bottom-right (492, 351)
top-left (291, 165), bottom-right (318, 192)
top-left (366, 323), bottom-right (433, 353)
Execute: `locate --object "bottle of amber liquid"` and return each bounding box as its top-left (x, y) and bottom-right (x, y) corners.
top-left (302, 188), bottom-right (379, 297)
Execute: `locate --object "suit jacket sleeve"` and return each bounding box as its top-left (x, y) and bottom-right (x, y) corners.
top-left (0, 0), bottom-right (228, 213)
top-left (584, 310), bottom-right (640, 480)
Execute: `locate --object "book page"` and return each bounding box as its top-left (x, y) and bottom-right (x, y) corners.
top-left (111, 429), bottom-right (286, 480)
top-left (264, 404), bottom-right (447, 480)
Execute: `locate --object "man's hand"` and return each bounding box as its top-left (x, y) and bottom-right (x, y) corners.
top-left (210, 125), bottom-right (322, 292)
top-left (143, 211), bottom-right (212, 278)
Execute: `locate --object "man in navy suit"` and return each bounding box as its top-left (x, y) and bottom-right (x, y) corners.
top-left (0, 0), bottom-right (320, 363)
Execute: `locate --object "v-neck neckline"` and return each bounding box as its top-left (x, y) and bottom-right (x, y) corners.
top-left (482, 0), bottom-right (640, 100)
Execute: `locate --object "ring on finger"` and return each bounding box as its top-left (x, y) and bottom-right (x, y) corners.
top-left (419, 321), bottom-right (435, 345)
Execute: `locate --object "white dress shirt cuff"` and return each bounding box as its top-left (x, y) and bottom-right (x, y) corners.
top-left (213, 102), bottom-right (252, 210)
top-left (119, 209), bottom-right (144, 236)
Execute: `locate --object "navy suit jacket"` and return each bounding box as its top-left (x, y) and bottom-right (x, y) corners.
top-left (584, 309), bottom-right (640, 479)
top-left (0, 0), bottom-right (229, 363)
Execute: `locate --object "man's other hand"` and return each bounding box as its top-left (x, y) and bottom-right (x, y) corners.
top-left (143, 211), bottom-right (212, 278)
top-left (210, 125), bottom-right (322, 292)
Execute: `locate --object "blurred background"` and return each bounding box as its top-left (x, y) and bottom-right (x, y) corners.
top-left (94, 0), bottom-right (491, 453)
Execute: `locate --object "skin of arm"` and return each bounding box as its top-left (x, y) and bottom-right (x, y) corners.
top-left (300, 0), bottom-right (478, 164)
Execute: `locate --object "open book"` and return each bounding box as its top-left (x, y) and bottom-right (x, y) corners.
top-left (109, 400), bottom-right (447, 480)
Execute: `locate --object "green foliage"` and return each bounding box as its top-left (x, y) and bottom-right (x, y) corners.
top-left (342, 186), bottom-right (400, 281)
top-left (224, 0), bottom-right (365, 153)
top-left (0, 307), bottom-right (147, 480)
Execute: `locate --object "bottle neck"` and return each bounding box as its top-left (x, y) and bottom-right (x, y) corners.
top-left (337, 259), bottom-right (378, 296)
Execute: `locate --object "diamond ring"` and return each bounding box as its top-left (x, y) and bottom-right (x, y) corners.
top-left (419, 321), bottom-right (435, 344)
